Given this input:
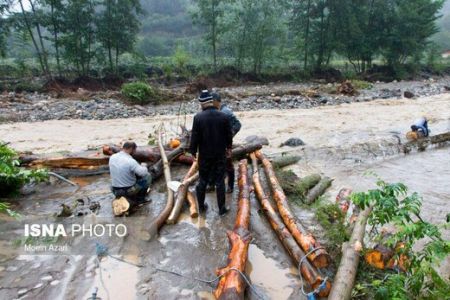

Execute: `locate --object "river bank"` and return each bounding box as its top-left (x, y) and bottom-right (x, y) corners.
top-left (1, 77), bottom-right (449, 123)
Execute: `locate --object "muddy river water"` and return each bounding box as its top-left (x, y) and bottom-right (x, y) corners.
top-left (0, 94), bottom-right (449, 300)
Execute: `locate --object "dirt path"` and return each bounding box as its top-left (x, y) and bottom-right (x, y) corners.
top-left (1, 94), bottom-right (449, 155)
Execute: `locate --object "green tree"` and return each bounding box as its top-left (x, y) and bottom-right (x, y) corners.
top-left (224, 0), bottom-right (287, 74)
top-left (97, 0), bottom-right (142, 73)
top-left (60, 0), bottom-right (97, 76)
top-left (191, 0), bottom-right (227, 71)
top-left (291, 0), bottom-right (337, 70)
top-left (380, 0), bottom-right (444, 69)
top-left (0, 1), bottom-right (11, 57)
top-left (42, 0), bottom-right (64, 76)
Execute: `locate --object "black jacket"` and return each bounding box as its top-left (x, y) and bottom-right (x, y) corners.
top-left (190, 107), bottom-right (233, 158)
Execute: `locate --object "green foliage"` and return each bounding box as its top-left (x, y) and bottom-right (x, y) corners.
top-left (351, 176), bottom-right (450, 299)
top-left (0, 143), bottom-right (48, 198)
top-left (121, 82), bottom-right (158, 105)
top-left (0, 201), bottom-right (21, 218)
top-left (351, 80), bottom-right (373, 90)
top-left (315, 200), bottom-right (350, 257)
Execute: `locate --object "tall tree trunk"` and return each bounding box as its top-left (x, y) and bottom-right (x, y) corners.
top-left (28, 0), bottom-right (50, 77)
top-left (304, 0), bottom-right (312, 70)
top-left (211, 0), bottom-right (217, 72)
top-left (50, 1), bottom-right (61, 77)
top-left (18, 0), bottom-right (46, 75)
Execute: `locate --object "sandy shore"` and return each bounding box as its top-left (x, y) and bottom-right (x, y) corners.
top-left (1, 93), bottom-right (449, 155)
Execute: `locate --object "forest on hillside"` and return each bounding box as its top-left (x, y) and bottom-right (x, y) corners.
top-left (0, 0), bottom-right (449, 81)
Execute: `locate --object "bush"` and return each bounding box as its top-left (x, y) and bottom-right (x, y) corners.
top-left (0, 142), bottom-right (48, 197)
top-left (121, 82), bottom-right (159, 105)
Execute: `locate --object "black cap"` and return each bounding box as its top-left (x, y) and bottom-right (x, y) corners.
top-left (198, 90), bottom-right (213, 103)
top-left (212, 92), bottom-right (221, 102)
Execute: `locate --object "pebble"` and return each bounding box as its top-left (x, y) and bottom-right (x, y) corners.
top-left (41, 275), bottom-right (53, 281)
top-left (50, 280), bottom-right (60, 286)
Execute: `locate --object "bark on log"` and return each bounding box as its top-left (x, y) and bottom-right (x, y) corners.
top-left (304, 176), bottom-right (333, 204)
top-left (166, 161), bottom-right (199, 224)
top-left (231, 143), bottom-right (262, 160)
top-left (149, 146), bottom-right (185, 181)
top-left (364, 232), bottom-right (408, 272)
top-left (271, 155), bottom-right (301, 169)
top-left (296, 174), bottom-right (322, 198)
top-left (214, 159), bottom-right (252, 300)
top-left (255, 150), bottom-right (329, 268)
top-left (328, 207), bottom-right (372, 300)
top-left (250, 154), bottom-right (331, 297)
top-left (21, 156), bottom-right (109, 169)
top-left (102, 144), bottom-right (194, 165)
top-left (186, 190), bottom-right (199, 218)
top-left (149, 129), bottom-right (175, 231)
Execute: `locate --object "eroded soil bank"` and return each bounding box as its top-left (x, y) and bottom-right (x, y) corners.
top-left (0, 93), bottom-right (449, 300)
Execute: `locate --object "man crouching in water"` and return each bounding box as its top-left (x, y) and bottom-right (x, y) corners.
top-left (190, 90), bottom-right (233, 216)
top-left (109, 142), bottom-right (151, 207)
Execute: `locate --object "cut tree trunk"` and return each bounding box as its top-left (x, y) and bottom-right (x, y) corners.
top-left (250, 153), bottom-right (331, 297)
top-left (231, 143), bottom-right (262, 160)
top-left (166, 161), bottom-right (199, 224)
top-left (304, 176), bottom-right (333, 204)
top-left (255, 150), bottom-right (329, 268)
top-left (149, 129), bottom-right (175, 231)
top-left (149, 146), bottom-right (185, 181)
top-left (403, 131), bottom-right (450, 153)
top-left (328, 207), bottom-right (372, 300)
top-left (364, 232), bottom-right (408, 272)
top-left (271, 155), bottom-right (301, 169)
top-left (214, 159), bottom-right (252, 300)
top-left (102, 144), bottom-right (194, 165)
top-left (296, 174), bottom-right (322, 198)
top-left (186, 190), bottom-right (199, 218)
top-left (21, 156), bottom-right (109, 169)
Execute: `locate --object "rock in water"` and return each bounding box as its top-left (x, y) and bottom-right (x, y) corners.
top-left (244, 135), bottom-right (269, 145)
top-left (280, 138), bottom-right (305, 147)
top-left (404, 91), bottom-right (415, 98)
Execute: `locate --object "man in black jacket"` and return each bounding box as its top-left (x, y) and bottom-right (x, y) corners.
top-left (190, 90), bottom-right (233, 216)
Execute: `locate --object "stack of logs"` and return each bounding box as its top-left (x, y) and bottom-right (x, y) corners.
top-left (214, 150), bottom-right (332, 299)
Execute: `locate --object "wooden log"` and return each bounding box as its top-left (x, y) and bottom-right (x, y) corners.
top-left (255, 150), bottom-right (329, 268)
top-left (186, 190), bottom-right (199, 218)
top-left (296, 174), bottom-right (322, 198)
top-left (149, 128), bottom-right (175, 231)
top-left (250, 153), bottom-right (331, 297)
top-left (102, 144), bottom-right (194, 165)
top-left (23, 156), bottom-right (109, 169)
top-left (271, 155), bottom-right (301, 169)
top-left (149, 146), bottom-right (185, 181)
top-left (304, 176), bottom-right (333, 204)
top-left (403, 131), bottom-right (450, 153)
top-left (231, 143), bottom-right (262, 160)
top-left (214, 159), bottom-right (252, 300)
top-left (328, 207), bottom-right (372, 300)
top-left (364, 231), bottom-right (408, 272)
top-left (166, 161), bottom-right (199, 224)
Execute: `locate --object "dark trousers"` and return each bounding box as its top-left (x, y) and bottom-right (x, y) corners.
top-left (196, 156), bottom-right (226, 210)
top-left (112, 175), bottom-right (151, 204)
top-left (226, 156), bottom-right (235, 190)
